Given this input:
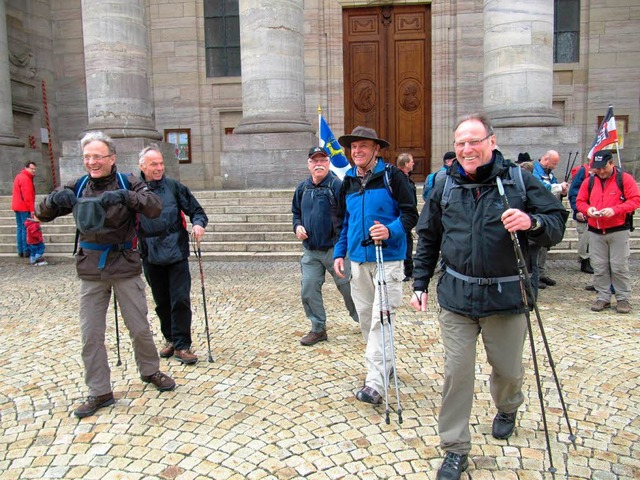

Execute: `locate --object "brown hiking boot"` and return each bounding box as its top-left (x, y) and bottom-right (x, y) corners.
top-left (73, 392), bottom-right (115, 418)
top-left (174, 349), bottom-right (198, 365)
top-left (616, 300), bottom-right (632, 314)
top-left (591, 300), bottom-right (611, 312)
top-left (141, 371), bottom-right (176, 391)
top-left (159, 341), bottom-right (174, 358)
top-left (300, 330), bottom-right (328, 346)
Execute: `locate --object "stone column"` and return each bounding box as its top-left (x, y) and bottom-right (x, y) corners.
top-left (81, 0), bottom-right (161, 139)
top-left (234, 0), bottom-right (313, 134)
top-left (0, 0), bottom-right (23, 147)
top-left (483, 0), bottom-right (561, 127)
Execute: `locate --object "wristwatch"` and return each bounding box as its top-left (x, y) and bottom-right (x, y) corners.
top-left (527, 215), bottom-right (541, 232)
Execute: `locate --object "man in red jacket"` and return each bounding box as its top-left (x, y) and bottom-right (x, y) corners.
top-left (576, 150), bottom-right (640, 313)
top-left (11, 161), bottom-right (37, 258)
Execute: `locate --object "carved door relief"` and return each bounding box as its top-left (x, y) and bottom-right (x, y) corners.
top-left (343, 5), bottom-right (431, 180)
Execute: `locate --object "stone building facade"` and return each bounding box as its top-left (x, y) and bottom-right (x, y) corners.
top-left (0, 0), bottom-right (638, 194)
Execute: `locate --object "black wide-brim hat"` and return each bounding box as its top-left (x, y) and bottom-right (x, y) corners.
top-left (338, 126), bottom-right (390, 149)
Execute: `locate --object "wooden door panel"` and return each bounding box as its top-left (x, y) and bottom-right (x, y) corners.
top-left (343, 5), bottom-right (431, 180)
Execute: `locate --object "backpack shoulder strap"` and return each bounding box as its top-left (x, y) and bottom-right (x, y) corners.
top-left (614, 167), bottom-right (625, 200)
top-left (74, 175), bottom-right (90, 198)
top-left (509, 164), bottom-right (527, 202)
top-left (440, 174), bottom-right (454, 208)
top-left (116, 172), bottom-right (131, 190)
top-left (383, 163), bottom-right (394, 197)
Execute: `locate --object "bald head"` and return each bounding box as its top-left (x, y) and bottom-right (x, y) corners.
top-left (540, 150), bottom-right (560, 170)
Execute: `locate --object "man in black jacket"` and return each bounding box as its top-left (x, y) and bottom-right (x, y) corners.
top-left (410, 113), bottom-right (568, 480)
top-left (292, 147), bottom-right (358, 346)
top-left (138, 145), bottom-right (209, 365)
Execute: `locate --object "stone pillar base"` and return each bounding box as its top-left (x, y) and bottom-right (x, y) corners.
top-left (233, 116), bottom-right (315, 135)
top-left (59, 138), bottom-right (178, 186)
top-left (84, 125), bottom-right (163, 141)
top-left (220, 131), bottom-right (315, 189)
top-left (495, 125), bottom-right (580, 176)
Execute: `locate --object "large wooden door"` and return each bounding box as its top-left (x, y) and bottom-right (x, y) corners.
top-left (343, 5), bottom-right (431, 180)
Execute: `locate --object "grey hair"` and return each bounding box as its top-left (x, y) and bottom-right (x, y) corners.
top-left (454, 112), bottom-right (494, 136)
top-left (80, 131), bottom-right (116, 154)
top-left (396, 153), bottom-right (413, 168)
top-left (138, 144), bottom-right (162, 165)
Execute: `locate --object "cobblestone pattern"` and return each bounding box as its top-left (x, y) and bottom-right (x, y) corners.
top-left (0, 258), bottom-right (638, 479)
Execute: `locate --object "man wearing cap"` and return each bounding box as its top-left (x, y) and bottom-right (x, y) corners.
top-left (37, 131), bottom-right (176, 418)
top-left (292, 147), bottom-right (358, 346)
top-left (333, 126), bottom-right (418, 405)
top-left (137, 144), bottom-right (209, 364)
top-left (576, 150), bottom-right (640, 314)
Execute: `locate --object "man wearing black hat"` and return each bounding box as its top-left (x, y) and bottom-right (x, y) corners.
top-left (37, 131), bottom-right (176, 418)
top-left (292, 147), bottom-right (358, 346)
top-left (576, 150), bottom-right (640, 313)
top-left (333, 126), bottom-right (418, 405)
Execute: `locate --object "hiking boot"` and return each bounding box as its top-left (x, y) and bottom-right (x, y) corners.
top-left (436, 452), bottom-right (468, 480)
top-left (591, 300), bottom-right (611, 312)
top-left (616, 300), bottom-right (632, 314)
top-left (159, 341), bottom-right (174, 358)
top-left (492, 410), bottom-right (517, 439)
top-left (537, 281), bottom-right (546, 290)
top-left (300, 330), bottom-right (328, 346)
top-left (73, 392), bottom-right (115, 418)
top-left (585, 285), bottom-right (596, 292)
top-left (580, 259), bottom-right (594, 274)
top-left (355, 386), bottom-right (382, 405)
top-left (174, 349), bottom-right (198, 365)
top-left (539, 276), bottom-right (556, 286)
top-left (141, 371), bottom-right (176, 391)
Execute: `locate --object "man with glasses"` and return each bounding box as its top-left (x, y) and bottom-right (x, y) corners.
top-left (37, 131), bottom-right (176, 418)
top-left (292, 147), bottom-right (358, 346)
top-left (333, 127), bottom-right (418, 405)
top-left (410, 114), bottom-right (567, 480)
top-left (11, 160), bottom-right (37, 258)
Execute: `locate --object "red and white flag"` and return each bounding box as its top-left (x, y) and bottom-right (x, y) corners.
top-left (587, 106), bottom-right (618, 160)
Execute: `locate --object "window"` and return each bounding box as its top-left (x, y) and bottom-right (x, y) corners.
top-left (204, 0), bottom-right (241, 77)
top-left (164, 129), bottom-right (191, 164)
top-left (554, 0), bottom-right (580, 63)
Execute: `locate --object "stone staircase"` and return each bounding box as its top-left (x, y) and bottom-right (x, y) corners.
top-left (0, 188), bottom-right (638, 262)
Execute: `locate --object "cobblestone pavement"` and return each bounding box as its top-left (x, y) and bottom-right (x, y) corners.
top-left (0, 258), bottom-right (638, 480)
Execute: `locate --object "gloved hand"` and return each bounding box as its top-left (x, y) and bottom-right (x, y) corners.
top-left (100, 189), bottom-right (129, 207)
top-left (48, 189), bottom-right (77, 209)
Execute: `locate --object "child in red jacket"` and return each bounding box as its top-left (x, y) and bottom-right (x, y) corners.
top-left (24, 215), bottom-right (47, 266)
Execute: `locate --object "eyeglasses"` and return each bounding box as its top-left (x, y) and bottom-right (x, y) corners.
top-left (83, 154), bottom-right (113, 162)
top-left (453, 133), bottom-right (492, 149)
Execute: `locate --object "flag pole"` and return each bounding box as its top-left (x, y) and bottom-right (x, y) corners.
top-left (318, 105), bottom-right (322, 145)
top-left (615, 141), bottom-right (622, 168)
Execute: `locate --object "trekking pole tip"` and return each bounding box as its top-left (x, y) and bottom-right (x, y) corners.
top-left (568, 433), bottom-right (577, 449)
top-left (548, 466), bottom-right (557, 475)
top-left (208, 355), bottom-right (214, 363)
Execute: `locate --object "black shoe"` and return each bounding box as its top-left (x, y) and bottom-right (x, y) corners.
top-left (355, 386), bottom-right (382, 405)
top-left (580, 259), bottom-right (594, 274)
top-left (436, 452), bottom-right (468, 480)
top-left (537, 281), bottom-right (546, 290)
top-left (73, 392), bottom-right (115, 418)
top-left (492, 410), bottom-right (517, 439)
top-left (539, 276), bottom-right (556, 286)
top-left (585, 285), bottom-right (596, 292)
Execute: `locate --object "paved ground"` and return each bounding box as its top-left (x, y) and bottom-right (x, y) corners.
top-left (0, 257), bottom-right (638, 480)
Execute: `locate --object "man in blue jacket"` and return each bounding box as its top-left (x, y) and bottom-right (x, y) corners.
top-left (138, 145), bottom-right (209, 365)
top-left (292, 147), bottom-right (358, 346)
top-left (333, 126), bottom-right (418, 405)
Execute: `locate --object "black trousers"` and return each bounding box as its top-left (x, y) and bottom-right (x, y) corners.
top-left (404, 231), bottom-right (414, 278)
top-left (143, 258), bottom-right (193, 351)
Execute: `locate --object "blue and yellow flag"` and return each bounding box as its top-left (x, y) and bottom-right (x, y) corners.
top-left (320, 115), bottom-right (350, 179)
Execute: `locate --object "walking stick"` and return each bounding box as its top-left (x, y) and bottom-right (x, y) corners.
top-left (564, 151), bottom-right (579, 183)
top-left (496, 176), bottom-right (577, 475)
top-left (192, 236), bottom-right (214, 363)
top-left (112, 290), bottom-right (122, 366)
top-left (363, 236), bottom-right (402, 424)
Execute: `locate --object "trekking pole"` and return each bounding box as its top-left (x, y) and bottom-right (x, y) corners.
top-left (192, 236), bottom-right (214, 363)
top-left (496, 177), bottom-right (577, 474)
top-left (562, 151), bottom-right (573, 183)
top-left (364, 236), bottom-right (402, 424)
top-left (112, 290), bottom-right (122, 366)
top-left (564, 151), bottom-right (579, 183)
